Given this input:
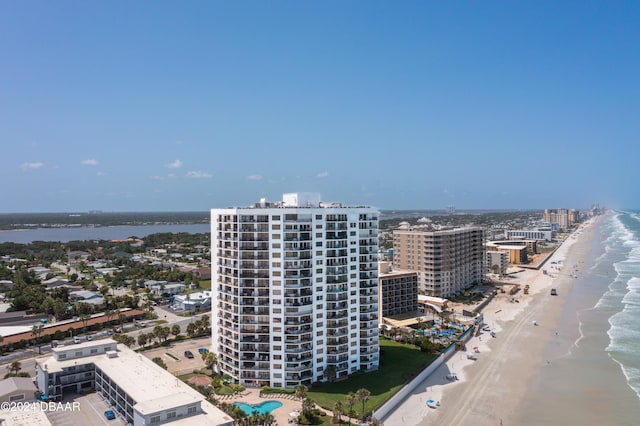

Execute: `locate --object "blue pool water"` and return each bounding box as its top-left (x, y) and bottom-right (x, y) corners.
top-left (234, 400), bottom-right (283, 415)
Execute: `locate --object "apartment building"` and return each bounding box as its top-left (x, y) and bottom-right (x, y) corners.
top-left (543, 209), bottom-right (580, 230)
top-left (378, 261), bottom-right (418, 317)
top-left (393, 224), bottom-right (485, 298)
top-left (35, 340), bottom-right (232, 425)
top-left (211, 193), bottom-right (379, 389)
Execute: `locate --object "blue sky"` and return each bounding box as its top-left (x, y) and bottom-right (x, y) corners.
top-left (2, 1), bottom-right (638, 212)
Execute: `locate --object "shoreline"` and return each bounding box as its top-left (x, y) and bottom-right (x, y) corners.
top-left (383, 217), bottom-right (603, 425)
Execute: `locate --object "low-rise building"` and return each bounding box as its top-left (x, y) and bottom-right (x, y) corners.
top-left (486, 250), bottom-right (508, 275)
top-left (172, 291), bottom-right (211, 312)
top-left (0, 377), bottom-right (37, 404)
top-left (35, 340), bottom-right (232, 426)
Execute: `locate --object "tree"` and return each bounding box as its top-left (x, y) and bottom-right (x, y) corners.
top-left (31, 325), bottom-right (44, 354)
top-left (186, 322), bottom-right (196, 337)
top-left (171, 324), bottom-right (181, 339)
top-left (295, 384), bottom-right (308, 401)
top-left (345, 392), bottom-right (357, 423)
top-left (203, 351), bottom-right (218, 371)
top-left (333, 401), bottom-right (344, 425)
top-left (324, 365), bottom-right (337, 383)
top-left (137, 333), bottom-right (148, 348)
top-left (355, 388), bottom-right (371, 421)
top-left (152, 357), bottom-right (167, 370)
top-left (9, 361), bottom-right (21, 375)
top-left (301, 397), bottom-right (315, 417)
top-left (79, 313), bottom-right (90, 334)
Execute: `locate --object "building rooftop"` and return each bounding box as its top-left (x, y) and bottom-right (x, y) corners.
top-left (37, 341), bottom-right (233, 425)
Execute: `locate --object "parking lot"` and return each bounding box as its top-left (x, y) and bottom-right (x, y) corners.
top-left (142, 336), bottom-right (211, 375)
top-left (46, 392), bottom-right (126, 426)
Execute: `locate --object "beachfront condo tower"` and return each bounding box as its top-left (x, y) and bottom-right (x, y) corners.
top-left (211, 193), bottom-right (379, 389)
top-left (392, 223), bottom-right (485, 298)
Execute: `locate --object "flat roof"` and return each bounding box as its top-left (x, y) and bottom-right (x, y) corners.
top-left (37, 342), bottom-right (233, 425)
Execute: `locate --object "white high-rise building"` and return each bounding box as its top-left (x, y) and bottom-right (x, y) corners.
top-left (211, 194), bottom-right (379, 389)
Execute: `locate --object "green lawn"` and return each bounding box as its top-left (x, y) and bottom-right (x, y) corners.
top-left (307, 337), bottom-right (436, 416)
top-left (199, 280), bottom-right (211, 290)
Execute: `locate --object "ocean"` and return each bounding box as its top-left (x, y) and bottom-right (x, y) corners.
top-left (599, 211), bottom-right (640, 401)
top-left (511, 211), bottom-right (640, 426)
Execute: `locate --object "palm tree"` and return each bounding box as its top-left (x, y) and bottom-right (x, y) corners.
top-left (9, 361), bottom-right (21, 375)
top-left (333, 401), bottom-right (344, 425)
top-left (345, 392), bottom-right (357, 423)
top-left (301, 397), bottom-right (315, 416)
top-left (295, 384), bottom-right (308, 401)
top-left (137, 333), bottom-right (148, 348)
top-left (203, 351), bottom-right (218, 371)
top-left (31, 325), bottom-right (44, 354)
top-left (355, 388), bottom-right (371, 421)
top-left (171, 324), bottom-right (181, 339)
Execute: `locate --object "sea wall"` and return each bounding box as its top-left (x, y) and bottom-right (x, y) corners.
top-left (373, 326), bottom-right (475, 423)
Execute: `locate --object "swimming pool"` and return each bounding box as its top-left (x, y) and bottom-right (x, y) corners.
top-left (234, 400), bottom-right (283, 415)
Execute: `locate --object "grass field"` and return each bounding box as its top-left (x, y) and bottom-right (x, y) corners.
top-left (307, 337), bottom-right (436, 416)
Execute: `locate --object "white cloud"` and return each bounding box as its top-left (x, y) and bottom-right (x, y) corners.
top-left (96, 171), bottom-right (107, 177)
top-left (150, 175), bottom-right (164, 180)
top-left (20, 162), bottom-right (44, 171)
top-left (186, 171), bottom-right (213, 179)
top-left (247, 174), bottom-right (263, 181)
top-left (166, 159), bottom-right (183, 169)
top-left (316, 171), bottom-right (329, 178)
top-left (81, 159), bottom-right (99, 166)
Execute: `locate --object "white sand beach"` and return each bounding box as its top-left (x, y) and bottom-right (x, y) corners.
top-left (383, 218), bottom-right (601, 426)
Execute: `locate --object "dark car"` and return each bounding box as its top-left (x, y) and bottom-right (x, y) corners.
top-left (184, 350), bottom-right (194, 359)
top-left (104, 410), bottom-right (116, 420)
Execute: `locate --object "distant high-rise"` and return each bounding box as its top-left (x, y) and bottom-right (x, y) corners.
top-left (211, 194), bottom-right (379, 389)
top-left (392, 224), bottom-right (485, 298)
top-left (543, 208), bottom-right (580, 230)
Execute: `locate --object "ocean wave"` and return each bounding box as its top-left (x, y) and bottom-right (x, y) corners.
top-left (603, 212), bottom-right (640, 400)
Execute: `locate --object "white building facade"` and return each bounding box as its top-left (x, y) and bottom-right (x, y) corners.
top-left (211, 194), bottom-right (379, 389)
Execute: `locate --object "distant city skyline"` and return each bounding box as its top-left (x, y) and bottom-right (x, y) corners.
top-left (2, 2), bottom-right (638, 213)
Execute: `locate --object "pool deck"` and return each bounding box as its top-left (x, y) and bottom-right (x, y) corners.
top-left (220, 388), bottom-right (302, 425)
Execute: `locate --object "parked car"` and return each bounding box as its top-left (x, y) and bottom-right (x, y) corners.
top-left (198, 347), bottom-right (208, 355)
top-left (550, 288), bottom-right (558, 296)
top-left (107, 329), bottom-right (114, 336)
top-left (87, 334), bottom-right (94, 341)
top-left (104, 409), bottom-right (116, 420)
top-left (184, 350), bottom-right (194, 359)
top-left (73, 336), bottom-right (81, 344)
top-left (112, 327), bottom-right (121, 333)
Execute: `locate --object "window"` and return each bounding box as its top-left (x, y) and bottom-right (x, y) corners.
top-left (316, 215), bottom-right (322, 220)
top-left (59, 354), bottom-right (67, 360)
top-left (274, 364), bottom-right (282, 369)
top-left (75, 351), bottom-right (82, 356)
top-left (272, 215), bottom-right (280, 220)
top-left (150, 415), bottom-right (161, 424)
top-left (272, 234), bottom-right (281, 239)
top-left (90, 349), bottom-right (98, 354)
top-left (272, 224), bottom-right (281, 230)
top-left (9, 395), bottom-right (24, 402)
top-left (167, 411), bottom-right (177, 419)
top-left (187, 406), bottom-right (197, 415)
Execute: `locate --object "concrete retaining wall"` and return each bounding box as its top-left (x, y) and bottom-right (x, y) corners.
top-left (373, 326), bottom-right (475, 423)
